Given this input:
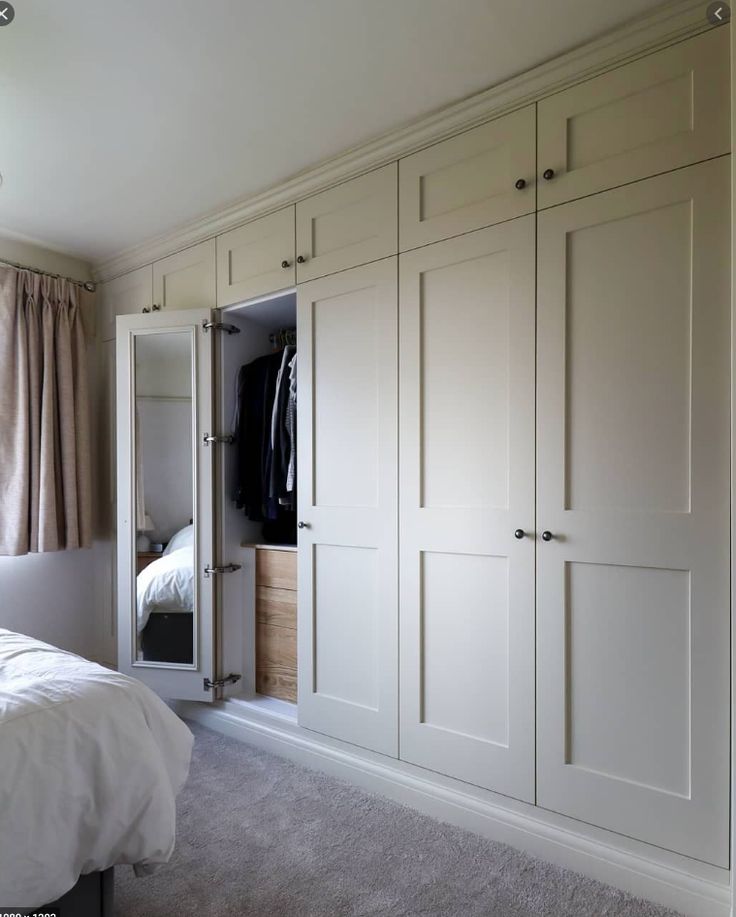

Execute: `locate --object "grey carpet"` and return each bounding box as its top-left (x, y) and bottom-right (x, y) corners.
top-left (115, 722), bottom-right (682, 917)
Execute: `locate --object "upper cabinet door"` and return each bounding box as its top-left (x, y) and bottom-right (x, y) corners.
top-left (399, 105), bottom-right (535, 251)
top-left (399, 218), bottom-right (536, 802)
top-left (295, 164), bottom-right (397, 282)
top-left (536, 157), bottom-right (731, 867)
top-left (297, 258), bottom-right (398, 757)
top-left (99, 265), bottom-right (153, 342)
top-left (537, 27), bottom-right (729, 208)
top-left (217, 207), bottom-right (295, 307)
top-left (153, 239), bottom-right (216, 311)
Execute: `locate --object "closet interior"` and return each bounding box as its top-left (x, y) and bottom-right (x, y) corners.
top-left (219, 291), bottom-right (299, 706)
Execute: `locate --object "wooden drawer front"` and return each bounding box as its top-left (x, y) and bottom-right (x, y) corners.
top-left (537, 27), bottom-right (729, 209)
top-left (256, 585), bottom-right (296, 628)
top-left (217, 207), bottom-right (295, 307)
top-left (153, 239), bottom-right (216, 311)
top-left (255, 548), bottom-right (297, 590)
top-left (101, 264), bottom-right (153, 342)
top-left (399, 105), bottom-right (535, 251)
top-left (256, 620), bottom-right (297, 703)
top-left (296, 164), bottom-right (397, 282)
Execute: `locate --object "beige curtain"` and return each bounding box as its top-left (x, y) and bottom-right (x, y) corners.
top-left (0, 265), bottom-right (92, 555)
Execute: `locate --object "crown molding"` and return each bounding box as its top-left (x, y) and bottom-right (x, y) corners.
top-left (93, 0), bottom-right (713, 283)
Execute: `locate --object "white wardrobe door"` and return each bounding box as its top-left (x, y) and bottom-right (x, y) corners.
top-left (297, 258), bottom-right (398, 757)
top-left (537, 27), bottom-right (729, 209)
top-left (399, 217), bottom-right (536, 801)
top-left (153, 240), bottom-right (216, 312)
top-left (399, 105), bottom-right (536, 251)
top-left (536, 156), bottom-right (731, 867)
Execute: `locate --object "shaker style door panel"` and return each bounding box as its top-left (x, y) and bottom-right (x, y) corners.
top-left (536, 157), bottom-right (731, 866)
top-left (297, 259), bottom-right (398, 757)
top-left (295, 164), bottom-right (397, 282)
top-left (399, 218), bottom-right (536, 801)
top-left (99, 264), bottom-right (153, 342)
top-left (399, 105), bottom-right (535, 251)
top-left (153, 239), bottom-right (216, 311)
top-left (537, 27), bottom-right (729, 208)
top-left (217, 207), bottom-right (296, 306)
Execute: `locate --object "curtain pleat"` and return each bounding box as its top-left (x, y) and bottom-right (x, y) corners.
top-left (0, 266), bottom-right (92, 555)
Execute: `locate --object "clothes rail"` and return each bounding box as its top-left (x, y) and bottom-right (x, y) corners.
top-left (269, 327), bottom-right (296, 350)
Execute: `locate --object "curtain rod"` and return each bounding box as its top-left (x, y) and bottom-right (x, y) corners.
top-left (0, 256), bottom-right (96, 292)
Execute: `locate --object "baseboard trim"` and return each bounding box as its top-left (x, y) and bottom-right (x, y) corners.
top-left (174, 698), bottom-right (731, 917)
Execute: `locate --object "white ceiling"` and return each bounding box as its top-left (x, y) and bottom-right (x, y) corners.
top-left (0, 0), bottom-right (666, 264)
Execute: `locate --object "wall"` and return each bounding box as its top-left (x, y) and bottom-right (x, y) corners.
top-left (137, 400), bottom-right (193, 543)
top-left (0, 234), bottom-right (101, 658)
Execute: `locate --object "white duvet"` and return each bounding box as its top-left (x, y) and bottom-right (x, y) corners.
top-left (0, 628), bottom-right (194, 907)
top-left (136, 545), bottom-right (195, 631)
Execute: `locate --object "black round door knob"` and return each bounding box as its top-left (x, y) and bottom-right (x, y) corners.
top-left (514, 529), bottom-right (525, 539)
top-left (281, 259), bottom-right (291, 268)
top-left (542, 169), bottom-right (555, 181)
top-left (297, 521), bottom-right (310, 529)
top-left (541, 530), bottom-right (553, 541)
top-left (514, 179), bottom-right (526, 190)
top-left (296, 255), bottom-right (307, 264)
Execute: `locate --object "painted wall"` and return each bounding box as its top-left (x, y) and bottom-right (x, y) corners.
top-left (137, 399), bottom-right (193, 543)
top-left (135, 332), bottom-right (194, 543)
top-left (0, 234), bottom-right (101, 658)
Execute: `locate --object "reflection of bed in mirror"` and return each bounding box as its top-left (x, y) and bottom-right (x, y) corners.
top-left (136, 523), bottom-right (194, 664)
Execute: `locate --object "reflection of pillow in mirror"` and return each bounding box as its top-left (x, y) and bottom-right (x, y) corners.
top-left (164, 524), bottom-right (194, 556)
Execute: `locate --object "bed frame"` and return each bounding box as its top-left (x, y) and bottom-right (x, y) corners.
top-left (34, 868), bottom-right (114, 917)
top-left (141, 611), bottom-right (193, 663)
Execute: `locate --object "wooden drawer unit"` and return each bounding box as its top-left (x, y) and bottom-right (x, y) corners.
top-left (136, 551), bottom-right (163, 574)
top-left (255, 545), bottom-right (297, 590)
top-left (296, 164), bottom-right (397, 282)
top-left (537, 26), bottom-right (729, 208)
top-left (399, 105), bottom-right (536, 251)
top-left (254, 547), bottom-right (297, 702)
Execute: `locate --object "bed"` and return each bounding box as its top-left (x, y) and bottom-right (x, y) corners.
top-left (137, 523), bottom-right (195, 663)
top-left (0, 628), bottom-right (193, 912)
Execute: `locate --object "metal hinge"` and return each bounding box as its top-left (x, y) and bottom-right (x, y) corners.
top-left (202, 319), bottom-right (240, 335)
top-left (204, 563), bottom-right (242, 578)
top-left (202, 433), bottom-right (235, 446)
top-left (203, 673), bottom-right (242, 692)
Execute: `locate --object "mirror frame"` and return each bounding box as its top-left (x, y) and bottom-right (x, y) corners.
top-left (130, 326), bottom-right (199, 670)
top-left (115, 308), bottom-right (216, 702)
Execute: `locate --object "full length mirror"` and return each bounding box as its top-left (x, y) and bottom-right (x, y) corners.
top-left (133, 331), bottom-right (196, 666)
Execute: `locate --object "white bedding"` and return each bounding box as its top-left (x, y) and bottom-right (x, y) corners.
top-left (0, 628), bottom-right (194, 906)
top-left (137, 545), bottom-right (194, 631)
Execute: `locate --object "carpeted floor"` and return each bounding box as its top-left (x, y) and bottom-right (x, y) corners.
top-left (115, 722), bottom-right (682, 917)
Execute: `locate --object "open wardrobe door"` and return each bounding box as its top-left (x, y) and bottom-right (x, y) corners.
top-left (116, 308), bottom-right (218, 701)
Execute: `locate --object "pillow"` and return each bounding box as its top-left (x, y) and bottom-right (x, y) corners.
top-left (164, 523), bottom-right (195, 556)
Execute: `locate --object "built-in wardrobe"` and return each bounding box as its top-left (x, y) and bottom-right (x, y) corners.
top-left (111, 22), bottom-right (731, 906)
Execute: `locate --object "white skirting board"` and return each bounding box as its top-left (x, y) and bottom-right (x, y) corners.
top-left (173, 698), bottom-right (731, 917)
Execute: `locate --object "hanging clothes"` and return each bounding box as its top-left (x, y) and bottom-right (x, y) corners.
top-left (269, 345), bottom-right (295, 512)
top-left (284, 352), bottom-right (297, 498)
top-left (233, 343), bottom-right (297, 544)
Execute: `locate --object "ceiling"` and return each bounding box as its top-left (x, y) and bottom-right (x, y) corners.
top-left (0, 0), bottom-right (667, 264)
